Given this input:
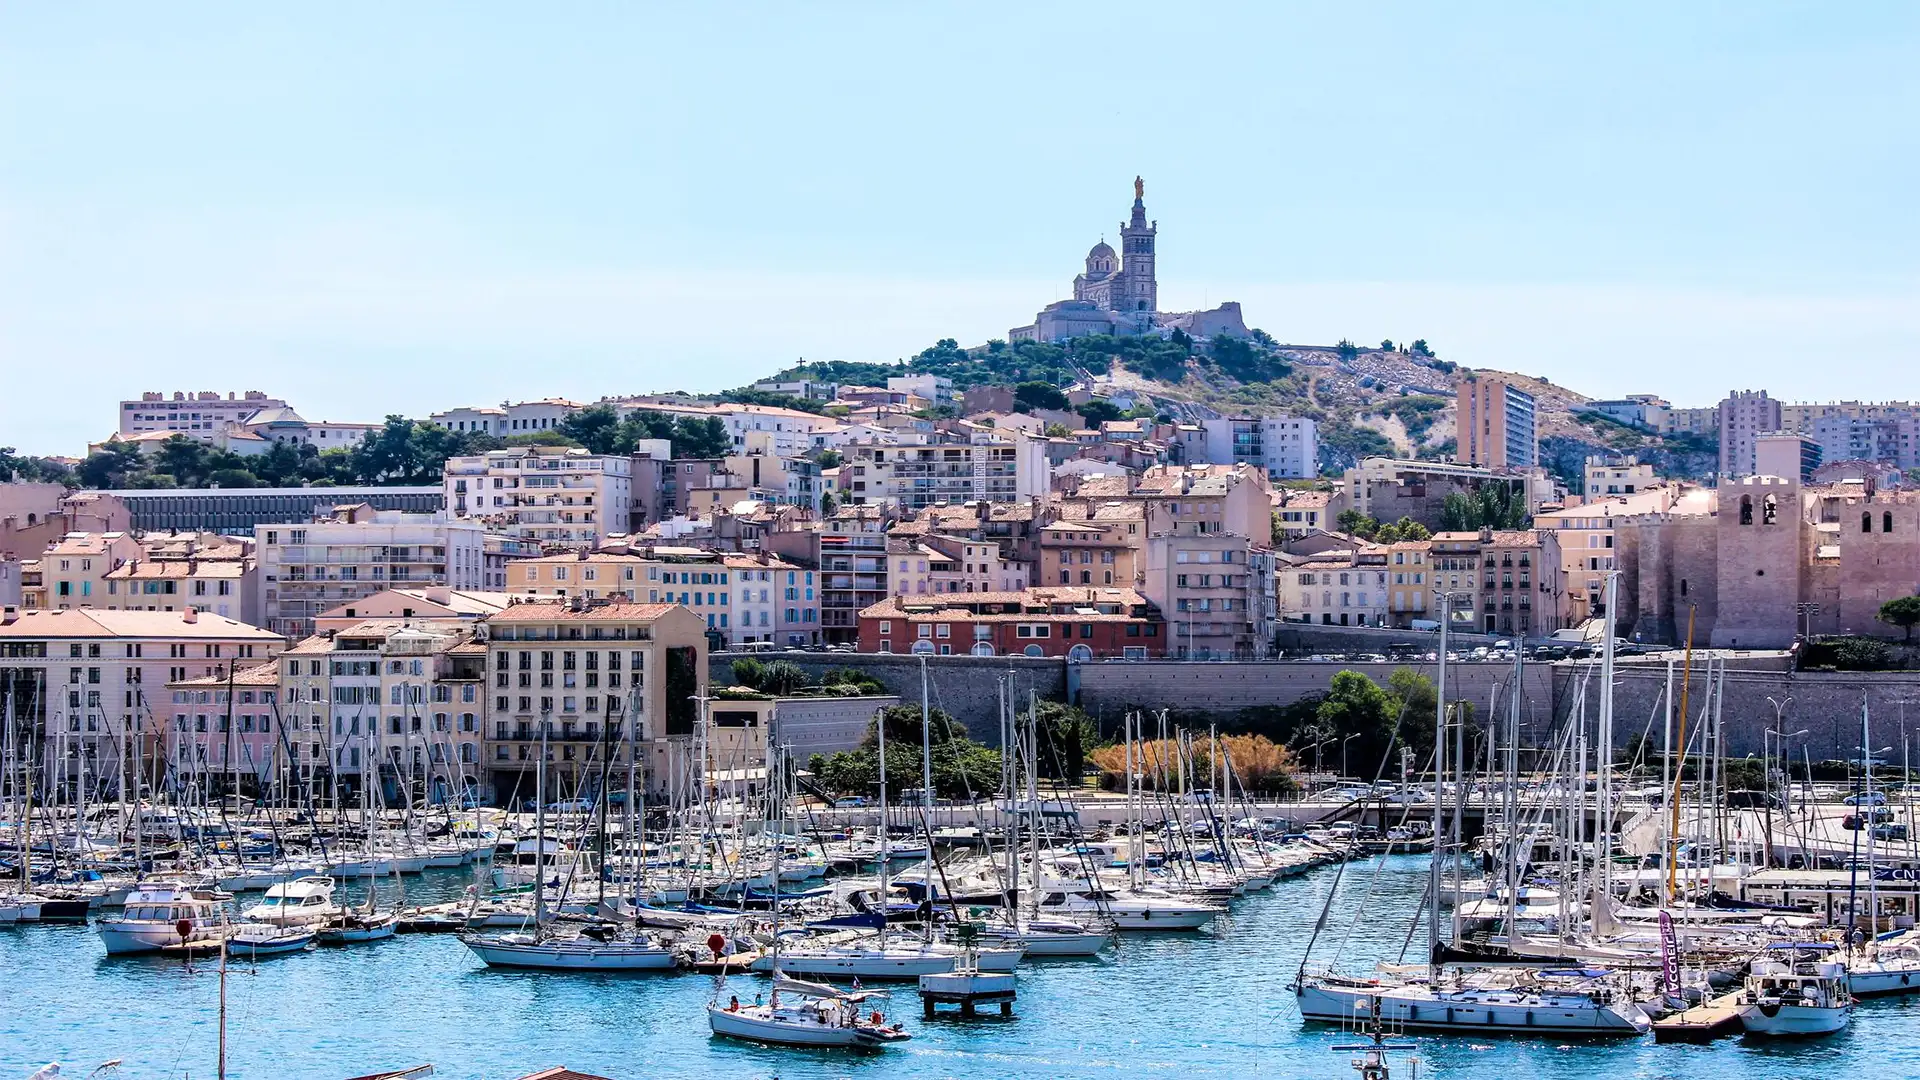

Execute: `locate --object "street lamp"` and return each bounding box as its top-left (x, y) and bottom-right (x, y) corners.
top-left (1341, 733), bottom-right (1362, 781)
top-left (1766, 725), bottom-right (1809, 816)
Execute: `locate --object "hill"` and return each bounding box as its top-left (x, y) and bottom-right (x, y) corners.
top-left (750, 330), bottom-right (1718, 490)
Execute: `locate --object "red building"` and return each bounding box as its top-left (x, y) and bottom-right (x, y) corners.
top-left (857, 587), bottom-right (1163, 658)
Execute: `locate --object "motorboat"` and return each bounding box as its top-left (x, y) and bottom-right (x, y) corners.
top-left (319, 909), bottom-right (400, 944)
top-left (0, 892), bottom-right (92, 924)
top-left (226, 922), bottom-right (317, 957)
top-left (708, 976), bottom-right (910, 1048)
top-left (97, 883), bottom-right (231, 955)
top-left (239, 877), bottom-right (341, 927)
top-left (1738, 958), bottom-right (1853, 1036)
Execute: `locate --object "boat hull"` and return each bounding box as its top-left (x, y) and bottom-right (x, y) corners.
top-left (1738, 1002), bottom-right (1851, 1036)
top-left (1295, 982), bottom-right (1651, 1036)
top-left (464, 939), bottom-right (675, 970)
top-left (707, 1005), bottom-right (897, 1048)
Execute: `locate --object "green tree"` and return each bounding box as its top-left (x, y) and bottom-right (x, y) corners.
top-left (1410, 339), bottom-right (1434, 357)
top-left (1044, 423), bottom-right (1073, 438)
top-left (1076, 400), bottom-right (1125, 426)
top-left (673, 416), bottom-right (732, 459)
top-left (818, 491), bottom-right (837, 515)
top-left (1336, 508), bottom-right (1381, 540)
top-left (1335, 339), bottom-right (1359, 362)
top-left (759, 660), bottom-right (812, 695)
top-left (76, 441), bottom-right (146, 489)
top-left (558, 404), bottom-right (624, 454)
top-left (153, 435), bottom-right (212, 487)
top-left (206, 468), bottom-right (258, 488)
top-left (1374, 517), bottom-right (1432, 543)
top-left (729, 657), bottom-right (768, 690)
top-left (1032, 700), bottom-right (1102, 781)
top-left (819, 666), bottom-right (886, 694)
top-left (1879, 596), bottom-right (1920, 643)
top-left (1014, 381), bottom-right (1070, 412)
top-left (1312, 670), bottom-right (1398, 771)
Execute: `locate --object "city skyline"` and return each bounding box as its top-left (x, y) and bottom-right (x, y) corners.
top-left (4, 4), bottom-right (1917, 453)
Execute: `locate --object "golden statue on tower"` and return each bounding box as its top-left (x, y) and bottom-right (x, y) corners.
top-left (1134, 175), bottom-right (1144, 200)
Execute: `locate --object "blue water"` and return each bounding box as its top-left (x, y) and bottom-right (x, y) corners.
top-left (3, 856), bottom-right (1914, 1079)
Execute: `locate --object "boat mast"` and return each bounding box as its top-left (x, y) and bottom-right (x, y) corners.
top-left (1429, 593), bottom-right (1449, 976)
top-left (1594, 572), bottom-right (1618, 935)
top-left (919, 654), bottom-right (933, 822)
top-left (875, 702), bottom-right (891, 908)
top-left (1665, 607), bottom-right (1695, 904)
top-left (535, 705), bottom-right (548, 931)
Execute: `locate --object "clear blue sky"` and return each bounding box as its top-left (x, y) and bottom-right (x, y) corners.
top-left (3, 4), bottom-right (1916, 454)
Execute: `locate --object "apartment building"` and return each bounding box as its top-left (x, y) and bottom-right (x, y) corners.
top-left (430, 399), bottom-right (583, 436)
top-left (272, 622), bottom-right (486, 799)
top-left (1143, 530), bottom-right (1274, 658)
top-left (1342, 457), bottom-right (1549, 531)
top-left (836, 432), bottom-right (1050, 511)
top-left (607, 399), bottom-right (832, 457)
top-left (257, 505), bottom-right (486, 640)
top-left (1433, 529), bottom-right (1563, 637)
top-left (888, 534), bottom-right (1025, 597)
top-left (1036, 519), bottom-right (1139, 589)
top-left (858, 586), bottom-right (1162, 659)
top-left (445, 446), bottom-right (632, 550)
top-left (103, 486), bottom-right (442, 534)
top-left (1457, 374), bottom-right (1538, 469)
top-left (102, 560), bottom-right (255, 624)
top-left (1583, 456), bottom-right (1657, 498)
top-left (1200, 414), bottom-right (1319, 479)
top-left (1535, 487), bottom-right (1682, 625)
top-left (1717, 389), bottom-right (1782, 480)
top-left (1278, 550), bottom-right (1389, 627)
top-left (0, 607), bottom-right (283, 792)
top-left (38, 532), bottom-right (143, 610)
top-left (1755, 431), bottom-right (1823, 483)
top-left (1272, 489), bottom-right (1346, 540)
top-left (480, 599), bottom-right (708, 801)
top-left (119, 391), bottom-right (289, 440)
top-left (720, 553), bottom-right (816, 647)
top-left (764, 511), bottom-right (890, 646)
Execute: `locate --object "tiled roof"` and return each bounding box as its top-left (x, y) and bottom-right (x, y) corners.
top-left (486, 601), bottom-right (679, 623)
top-left (169, 660), bottom-right (281, 688)
top-left (0, 609), bottom-right (281, 641)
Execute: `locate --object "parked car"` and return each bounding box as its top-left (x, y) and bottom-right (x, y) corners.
top-left (1845, 791), bottom-right (1889, 806)
top-left (542, 798), bottom-right (593, 814)
top-left (1875, 823), bottom-right (1911, 842)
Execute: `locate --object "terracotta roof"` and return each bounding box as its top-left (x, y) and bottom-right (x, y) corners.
top-left (0, 609), bottom-right (281, 641)
top-left (169, 660), bottom-right (281, 688)
top-left (861, 586), bottom-right (1152, 623)
top-left (1283, 490), bottom-right (1336, 508)
top-left (486, 601), bottom-right (679, 623)
top-left (284, 635), bottom-right (335, 654)
top-left (1486, 530), bottom-right (1543, 546)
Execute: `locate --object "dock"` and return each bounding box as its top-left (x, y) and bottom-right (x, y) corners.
top-left (919, 970), bottom-right (1017, 1018)
top-left (1650, 991), bottom-right (1745, 1042)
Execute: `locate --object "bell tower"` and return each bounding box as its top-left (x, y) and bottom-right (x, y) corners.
top-left (1118, 175), bottom-right (1157, 319)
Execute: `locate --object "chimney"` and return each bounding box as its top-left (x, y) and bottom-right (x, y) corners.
top-left (182, 607), bottom-right (198, 624)
top-left (1, 606), bottom-right (16, 625)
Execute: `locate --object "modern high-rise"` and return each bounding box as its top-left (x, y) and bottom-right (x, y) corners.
top-left (1716, 390), bottom-right (1782, 480)
top-left (1457, 375), bottom-right (1537, 469)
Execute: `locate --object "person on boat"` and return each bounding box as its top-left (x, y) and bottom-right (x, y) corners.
top-left (727, 995), bottom-right (740, 1012)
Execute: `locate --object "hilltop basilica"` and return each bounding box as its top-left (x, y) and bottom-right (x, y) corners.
top-left (1009, 178), bottom-right (1249, 344)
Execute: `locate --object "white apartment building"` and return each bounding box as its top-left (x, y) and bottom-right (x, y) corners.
top-left (444, 446), bottom-right (632, 550)
top-left (1201, 415), bottom-right (1319, 480)
top-left (837, 433), bottom-right (1050, 511)
top-left (610, 400), bottom-right (833, 458)
top-left (887, 375), bottom-right (955, 406)
top-left (1279, 554), bottom-right (1391, 627)
top-left (276, 622), bottom-right (486, 798)
top-left (1583, 456), bottom-right (1657, 498)
top-left (119, 391), bottom-right (289, 440)
top-left (256, 506), bottom-right (486, 640)
top-left (430, 399), bottom-right (583, 437)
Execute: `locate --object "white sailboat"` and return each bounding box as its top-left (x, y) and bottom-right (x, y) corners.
top-left (709, 738), bottom-right (911, 1049)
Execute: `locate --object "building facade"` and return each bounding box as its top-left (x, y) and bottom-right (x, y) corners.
top-left (1457, 374), bottom-right (1538, 469)
top-left (1717, 389), bottom-right (1783, 480)
top-left (257, 506), bottom-right (486, 640)
top-left (445, 446), bottom-right (633, 550)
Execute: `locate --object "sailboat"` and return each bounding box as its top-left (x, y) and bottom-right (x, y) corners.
top-left (709, 742), bottom-right (910, 1048)
top-left (461, 702), bottom-right (673, 971)
top-left (1738, 954), bottom-right (1853, 1036)
top-left (1294, 586), bottom-right (1652, 1036)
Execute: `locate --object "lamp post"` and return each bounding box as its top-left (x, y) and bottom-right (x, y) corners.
top-left (1341, 732), bottom-right (1362, 781)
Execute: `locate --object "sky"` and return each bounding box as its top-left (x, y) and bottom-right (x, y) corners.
top-left (2, 3), bottom-right (1917, 454)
